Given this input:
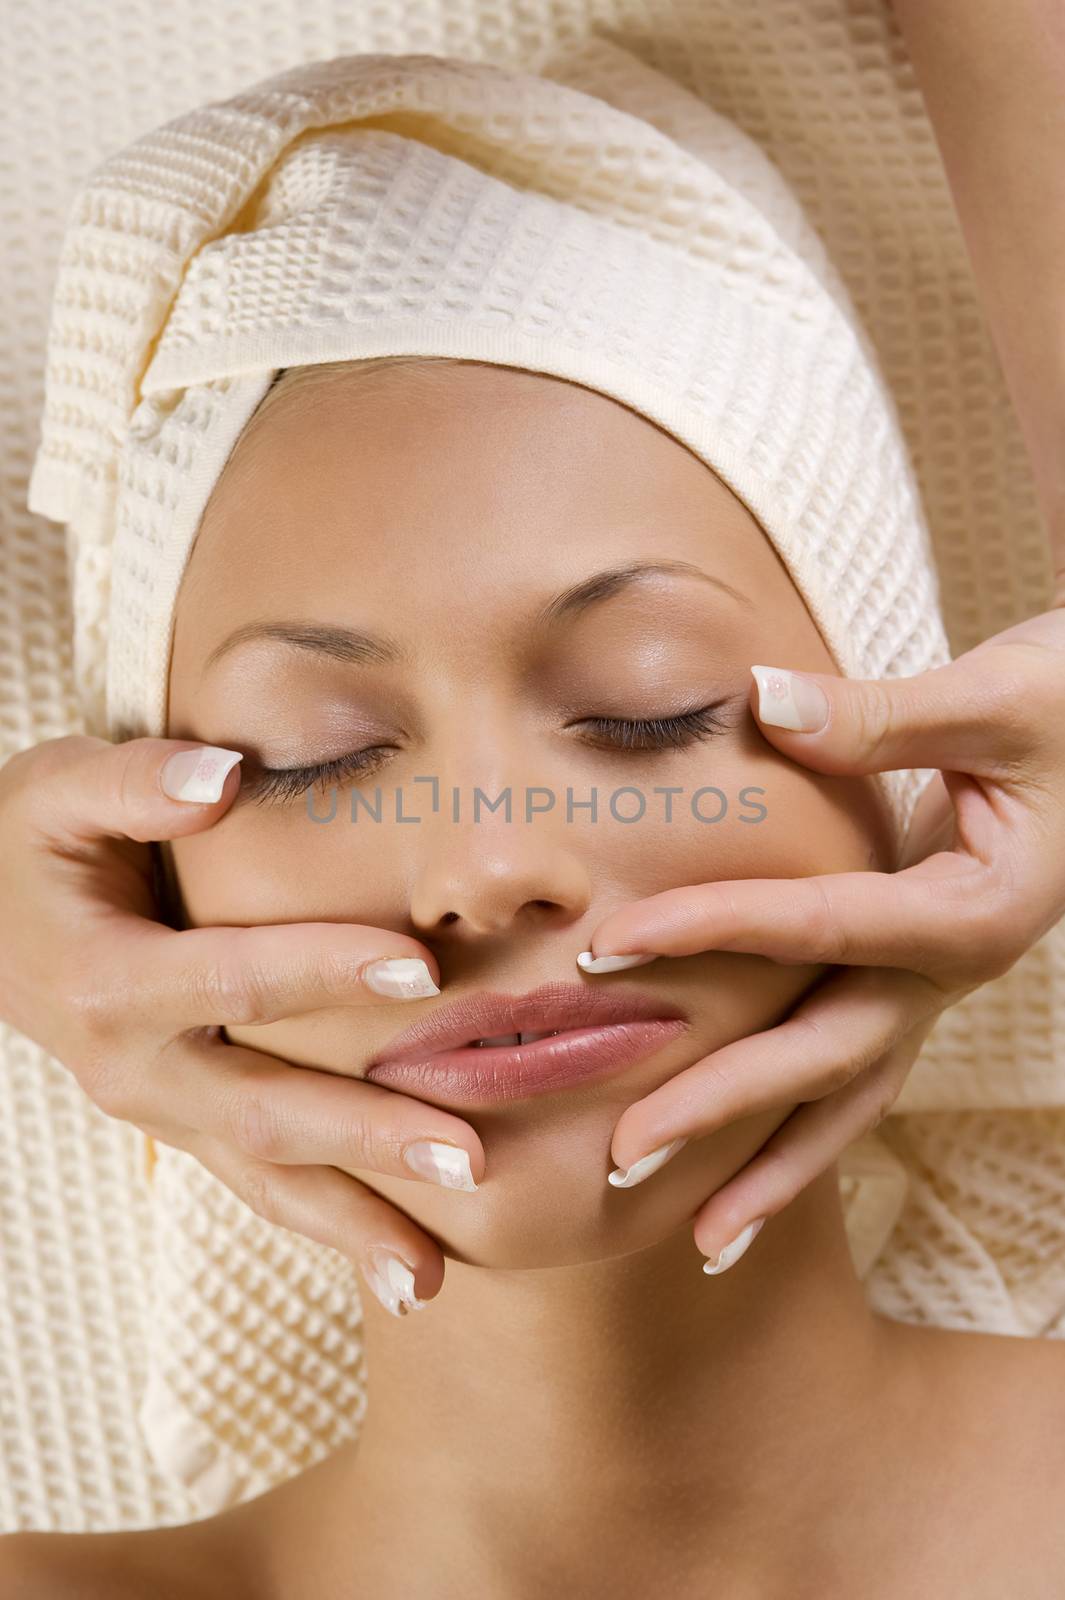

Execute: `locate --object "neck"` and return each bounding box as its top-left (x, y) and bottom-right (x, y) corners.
top-left (286, 1169), bottom-right (908, 1594)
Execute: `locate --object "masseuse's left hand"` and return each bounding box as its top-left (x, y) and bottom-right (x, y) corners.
top-left (582, 603), bottom-right (1065, 1271)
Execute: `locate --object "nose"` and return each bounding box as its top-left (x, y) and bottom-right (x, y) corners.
top-left (408, 815), bottom-right (594, 943)
top-left (402, 692), bottom-right (599, 943)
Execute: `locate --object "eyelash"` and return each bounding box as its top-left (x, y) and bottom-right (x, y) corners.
top-left (245, 703), bottom-right (731, 806)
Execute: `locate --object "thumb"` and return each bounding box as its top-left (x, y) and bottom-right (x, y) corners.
top-left (30, 736), bottom-right (244, 851)
top-left (748, 657), bottom-right (1005, 778)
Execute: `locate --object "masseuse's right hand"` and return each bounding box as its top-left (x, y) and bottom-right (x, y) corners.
top-left (0, 735), bottom-right (482, 1317)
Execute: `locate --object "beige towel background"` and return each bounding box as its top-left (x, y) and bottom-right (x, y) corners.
top-left (3, 0), bottom-right (1064, 1531)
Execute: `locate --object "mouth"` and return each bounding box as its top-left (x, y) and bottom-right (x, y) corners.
top-left (365, 980), bottom-right (690, 1107)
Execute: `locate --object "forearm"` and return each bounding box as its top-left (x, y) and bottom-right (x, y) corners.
top-left (888, 0), bottom-right (1065, 595)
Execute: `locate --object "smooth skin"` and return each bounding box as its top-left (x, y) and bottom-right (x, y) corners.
top-left (5, 357), bottom-right (1065, 1600)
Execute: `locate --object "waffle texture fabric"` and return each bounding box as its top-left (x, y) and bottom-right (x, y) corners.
top-left (4, 0), bottom-right (1065, 1531)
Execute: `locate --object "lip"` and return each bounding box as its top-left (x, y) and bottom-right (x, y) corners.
top-left (365, 980), bottom-right (690, 1107)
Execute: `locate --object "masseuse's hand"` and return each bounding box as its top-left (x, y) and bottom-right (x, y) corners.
top-left (583, 605), bottom-right (1065, 1272)
top-left (0, 736), bottom-right (483, 1315)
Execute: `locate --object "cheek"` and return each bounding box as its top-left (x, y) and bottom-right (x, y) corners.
top-left (165, 804), bottom-right (404, 928)
top-left (574, 739), bottom-right (893, 897)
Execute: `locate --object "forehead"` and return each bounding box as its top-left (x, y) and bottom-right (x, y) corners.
top-left (171, 359), bottom-right (803, 670)
top-left (197, 360), bottom-right (773, 558)
top-left (220, 357), bottom-right (719, 500)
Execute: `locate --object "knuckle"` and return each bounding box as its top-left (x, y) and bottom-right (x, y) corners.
top-left (790, 1012), bottom-right (870, 1095)
top-left (959, 887), bottom-right (1022, 983)
top-left (59, 960), bottom-right (164, 1120)
top-left (233, 1159), bottom-right (286, 1229)
top-left (63, 965), bottom-right (120, 1044)
top-left (973, 656), bottom-right (1046, 751)
top-left (61, 983), bottom-right (136, 1109)
top-left (338, 1112), bottom-right (392, 1169)
top-left (971, 939), bottom-right (1017, 986)
top-left (78, 1055), bottom-right (132, 1120)
top-left (853, 683), bottom-right (897, 770)
top-left (817, 1052), bottom-right (861, 1098)
top-left (111, 738), bottom-right (166, 843)
top-left (694, 1053), bottom-right (742, 1115)
top-left (227, 1088), bottom-right (282, 1160)
top-left (800, 879), bottom-right (850, 966)
top-left (951, 647), bottom-right (1065, 783)
top-left (190, 947), bottom-right (269, 1026)
top-left (342, 1106), bottom-right (415, 1174)
top-left (316, 947), bottom-right (367, 1005)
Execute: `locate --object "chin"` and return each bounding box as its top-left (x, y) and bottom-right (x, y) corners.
top-left (356, 1102), bottom-right (784, 1270)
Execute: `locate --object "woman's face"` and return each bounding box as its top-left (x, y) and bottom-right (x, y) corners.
top-left (165, 359), bottom-right (895, 1269)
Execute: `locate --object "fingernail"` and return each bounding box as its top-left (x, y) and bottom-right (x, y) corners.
top-left (160, 745), bottom-right (243, 803)
top-left (750, 666), bottom-right (829, 732)
top-left (607, 1137), bottom-right (688, 1188)
top-left (364, 957), bottom-right (440, 999)
top-left (403, 1140), bottom-right (478, 1191)
top-left (702, 1217), bottom-right (766, 1275)
top-left (360, 1248), bottom-right (428, 1317)
top-left (577, 951), bottom-right (659, 973)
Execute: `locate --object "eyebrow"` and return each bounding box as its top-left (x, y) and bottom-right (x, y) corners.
top-left (202, 559), bottom-right (753, 674)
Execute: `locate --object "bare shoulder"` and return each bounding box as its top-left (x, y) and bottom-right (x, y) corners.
top-left (957, 1329), bottom-right (1065, 1554)
top-left (0, 1445), bottom-right (367, 1600)
top-left (931, 1321), bottom-right (1065, 1428)
top-left (889, 1319), bottom-right (1065, 1576)
top-left (0, 1518), bottom-right (259, 1600)
top-left (905, 1319), bottom-right (1065, 1444)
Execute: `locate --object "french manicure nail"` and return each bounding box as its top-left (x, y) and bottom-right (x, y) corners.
top-left (364, 958), bottom-right (440, 999)
top-left (607, 1137), bottom-right (688, 1188)
top-left (160, 745), bottom-right (243, 803)
top-left (750, 666), bottom-right (829, 733)
top-left (577, 951), bottom-right (659, 973)
top-left (702, 1217), bottom-right (766, 1275)
top-left (404, 1140), bottom-right (478, 1191)
top-left (360, 1249), bottom-right (427, 1317)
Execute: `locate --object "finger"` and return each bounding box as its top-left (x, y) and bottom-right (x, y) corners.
top-left (748, 646), bottom-right (1046, 781)
top-left (583, 853), bottom-right (1020, 989)
top-left (81, 916), bottom-right (445, 1037)
top-left (27, 735), bottom-right (246, 853)
top-left (607, 966), bottom-right (941, 1178)
top-left (690, 1026), bottom-right (932, 1268)
top-left (188, 1131), bottom-right (444, 1315)
top-left (99, 1031), bottom-right (484, 1192)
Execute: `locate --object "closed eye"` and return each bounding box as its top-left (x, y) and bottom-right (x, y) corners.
top-left (575, 702), bottom-right (730, 752)
top-left (244, 746), bottom-right (400, 806)
top-left (242, 701), bottom-right (733, 806)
